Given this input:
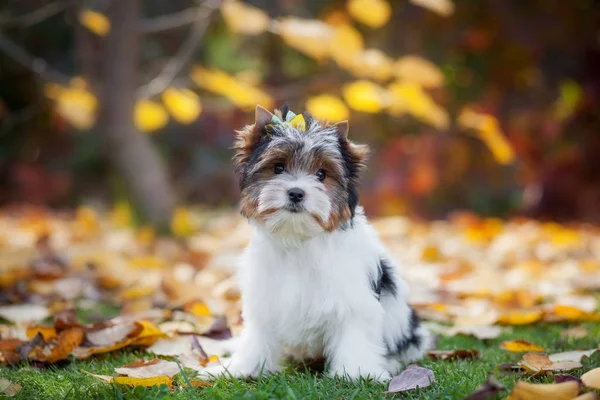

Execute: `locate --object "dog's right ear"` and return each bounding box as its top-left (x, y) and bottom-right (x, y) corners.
top-left (233, 105), bottom-right (274, 173)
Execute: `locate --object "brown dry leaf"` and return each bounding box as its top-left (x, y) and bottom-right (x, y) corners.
top-left (30, 327), bottom-right (84, 363)
top-left (86, 322), bottom-right (138, 347)
top-left (500, 340), bottom-right (544, 352)
top-left (560, 327), bottom-right (589, 339)
top-left (518, 353), bottom-right (582, 373)
top-left (188, 380), bottom-right (215, 387)
top-left (114, 358), bottom-right (180, 378)
top-left (0, 378), bottom-right (21, 397)
top-left (427, 349), bottom-right (480, 361)
top-left (571, 394), bottom-right (598, 400)
top-left (506, 381), bottom-right (580, 400)
top-left (581, 367), bottom-right (600, 389)
top-left (462, 374), bottom-right (505, 400)
top-left (386, 364), bottom-right (435, 393)
top-left (0, 339), bottom-right (25, 351)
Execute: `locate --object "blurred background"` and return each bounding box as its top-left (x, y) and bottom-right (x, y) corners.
top-left (1, 0), bottom-right (600, 229)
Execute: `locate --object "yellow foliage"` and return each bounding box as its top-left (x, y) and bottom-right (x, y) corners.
top-left (329, 24), bottom-right (364, 68)
top-left (348, 49), bottom-right (394, 81)
top-left (394, 56), bottom-right (445, 88)
top-left (221, 0), bottom-right (270, 35)
top-left (305, 94), bottom-right (350, 122)
top-left (79, 10), bottom-right (111, 36)
top-left (409, 0), bottom-right (455, 17)
top-left (161, 88), bottom-right (202, 124)
top-left (190, 67), bottom-right (273, 110)
top-left (347, 0), bottom-right (392, 28)
top-left (553, 80), bottom-right (582, 121)
top-left (458, 108), bottom-right (515, 164)
top-left (343, 80), bottom-right (388, 113)
top-left (498, 310), bottom-right (543, 325)
top-left (110, 201), bottom-right (133, 228)
top-left (134, 100), bottom-right (169, 132)
top-left (84, 371), bottom-right (172, 388)
top-left (170, 207), bottom-right (196, 237)
top-left (500, 340), bottom-right (544, 352)
top-left (388, 81), bottom-right (449, 129)
top-left (129, 256), bottom-right (165, 269)
top-left (75, 206), bottom-right (100, 237)
top-left (276, 18), bottom-right (333, 60)
top-left (50, 86), bottom-right (98, 130)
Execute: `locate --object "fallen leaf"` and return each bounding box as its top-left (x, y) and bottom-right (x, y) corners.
top-left (188, 380), bottom-right (215, 387)
top-left (26, 326), bottom-right (57, 341)
top-left (0, 304), bottom-right (49, 323)
top-left (560, 327), bottom-right (589, 339)
top-left (500, 340), bottom-right (544, 352)
top-left (498, 310), bottom-right (543, 325)
top-left (506, 381), bottom-right (579, 400)
top-left (427, 349), bottom-right (480, 361)
top-left (84, 371), bottom-right (172, 388)
top-left (444, 325), bottom-right (502, 340)
top-left (114, 358), bottom-right (180, 378)
top-left (0, 378), bottom-right (21, 397)
top-left (581, 367), bottom-right (600, 389)
top-left (519, 353), bottom-right (582, 373)
top-left (549, 349), bottom-right (598, 363)
top-left (554, 374), bottom-right (582, 384)
top-left (86, 322), bottom-right (138, 347)
top-left (30, 327), bottom-right (84, 363)
top-left (0, 339), bottom-right (25, 351)
top-left (462, 374), bottom-right (505, 400)
top-left (571, 394), bottom-right (598, 400)
top-left (386, 364), bottom-right (435, 393)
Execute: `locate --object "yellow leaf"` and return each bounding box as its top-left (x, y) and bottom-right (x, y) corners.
top-left (55, 87), bottom-right (98, 130)
top-left (507, 381), bottom-right (579, 400)
top-left (221, 0), bottom-right (270, 35)
top-left (120, 286), bottom-right (156, 300)
top-left (132, 320), bottom-right (165, 342)
top-left (553, 79), bottom-right (582, 121)
top-left (26, 326), bottom-right (57, 341)
top-left (347, 0), bottom-right (392, 28)
top-left (348, 49), bottom-right (394, 81)
top-left (500, 340), bottom-right (544, 352)
top-left (394, 56), bottom-right (445, 88)
top-left (110, 201), bottom-right (133, 228)
top-left (276, 18), bottom-right (333, 60)
top-left (581, 367), bottom-right (600, 389)
top-left (329, 24), bottom-right (364, 68)
top-left (343, 80), bottom-right (388, 113)
top-left (185, 301), bottom-right (211, 317)
top-left (74, 206), bottom-right (100, 237)
top-left (170, 207), bottom-right (196, 237)
top-left (388, 81), bottom-right (449, 129)
top-left (128, 256), bottom-right (165, 269)
top-left (134, 99), bottom-right (169, 132)
top-left (305, 94), bottom-right (350, 122)
top-left (409, 0), bottom-right (454, 16)
top-left (136, 226), bottom-right (156, 246)
top-left (552, 305), bottom-right (600, 322)
top-left (190, 66), bottom-right (273, 110)
top-left (161, 88), bottom-right (202, 124)
top-left (79, 10), bottom-right (111, 36)
top-left (497, 310), bottom-right (542, 325)
top-left (457, 108), bottom-right (515, 164)
top-left (84, 371), bottom-right (172, 387)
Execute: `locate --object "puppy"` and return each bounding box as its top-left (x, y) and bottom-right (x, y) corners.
top-left (202, 105), bottom-right (429, 382)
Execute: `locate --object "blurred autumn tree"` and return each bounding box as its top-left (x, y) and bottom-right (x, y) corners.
top-left (0, 0), bottom-right (599, 225)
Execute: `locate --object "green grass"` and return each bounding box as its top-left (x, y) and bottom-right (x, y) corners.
top-left (2, 322), bottom-right (600, 400)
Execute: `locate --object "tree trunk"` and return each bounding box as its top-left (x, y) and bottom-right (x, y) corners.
top-left (99, 0), bottom-right (174, 229)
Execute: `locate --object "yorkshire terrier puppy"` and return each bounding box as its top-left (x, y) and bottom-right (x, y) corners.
top-left (202, 105), bottom-right (429, 382)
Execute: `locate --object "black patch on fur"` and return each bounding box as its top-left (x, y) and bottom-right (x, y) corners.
top-left (240, 135), bottom-right (272, 189)
top-left (372, 258), bottom-right (398, 299)
top-left (280, 104), bottom-right (289, 120)
top-left (302, 112), bottom-right (314, 130)
top-left (388, 308), bottom-right (422, 354)
top-left (338, 138), bottom-right (361, 219)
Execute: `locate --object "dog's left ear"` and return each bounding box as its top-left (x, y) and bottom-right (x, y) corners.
top-left (233, 105), bottom-right (274, 174)
top-left (334, 120), bottom-right (369, 171)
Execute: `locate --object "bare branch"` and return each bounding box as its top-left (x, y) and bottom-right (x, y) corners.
top-left (0, 2), bottom-right (68, 28)
top-left (140, 7), bottom-right (200, 33)
top-left (136, 0), bottom-right (220, 98)
top-left (0, 33), bottom-right (71, 85)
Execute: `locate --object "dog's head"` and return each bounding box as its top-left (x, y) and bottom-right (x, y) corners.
top-left (233, 105), bottom-right (369, 238)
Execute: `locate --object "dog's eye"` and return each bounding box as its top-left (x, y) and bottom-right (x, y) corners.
top-left (274, 163), bottom-right (285, 174)
top-left (316, 169), bottom-right (326, 182)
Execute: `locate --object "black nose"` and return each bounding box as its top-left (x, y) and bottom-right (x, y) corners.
top-left (287, 187), bottom-right (305, 203)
